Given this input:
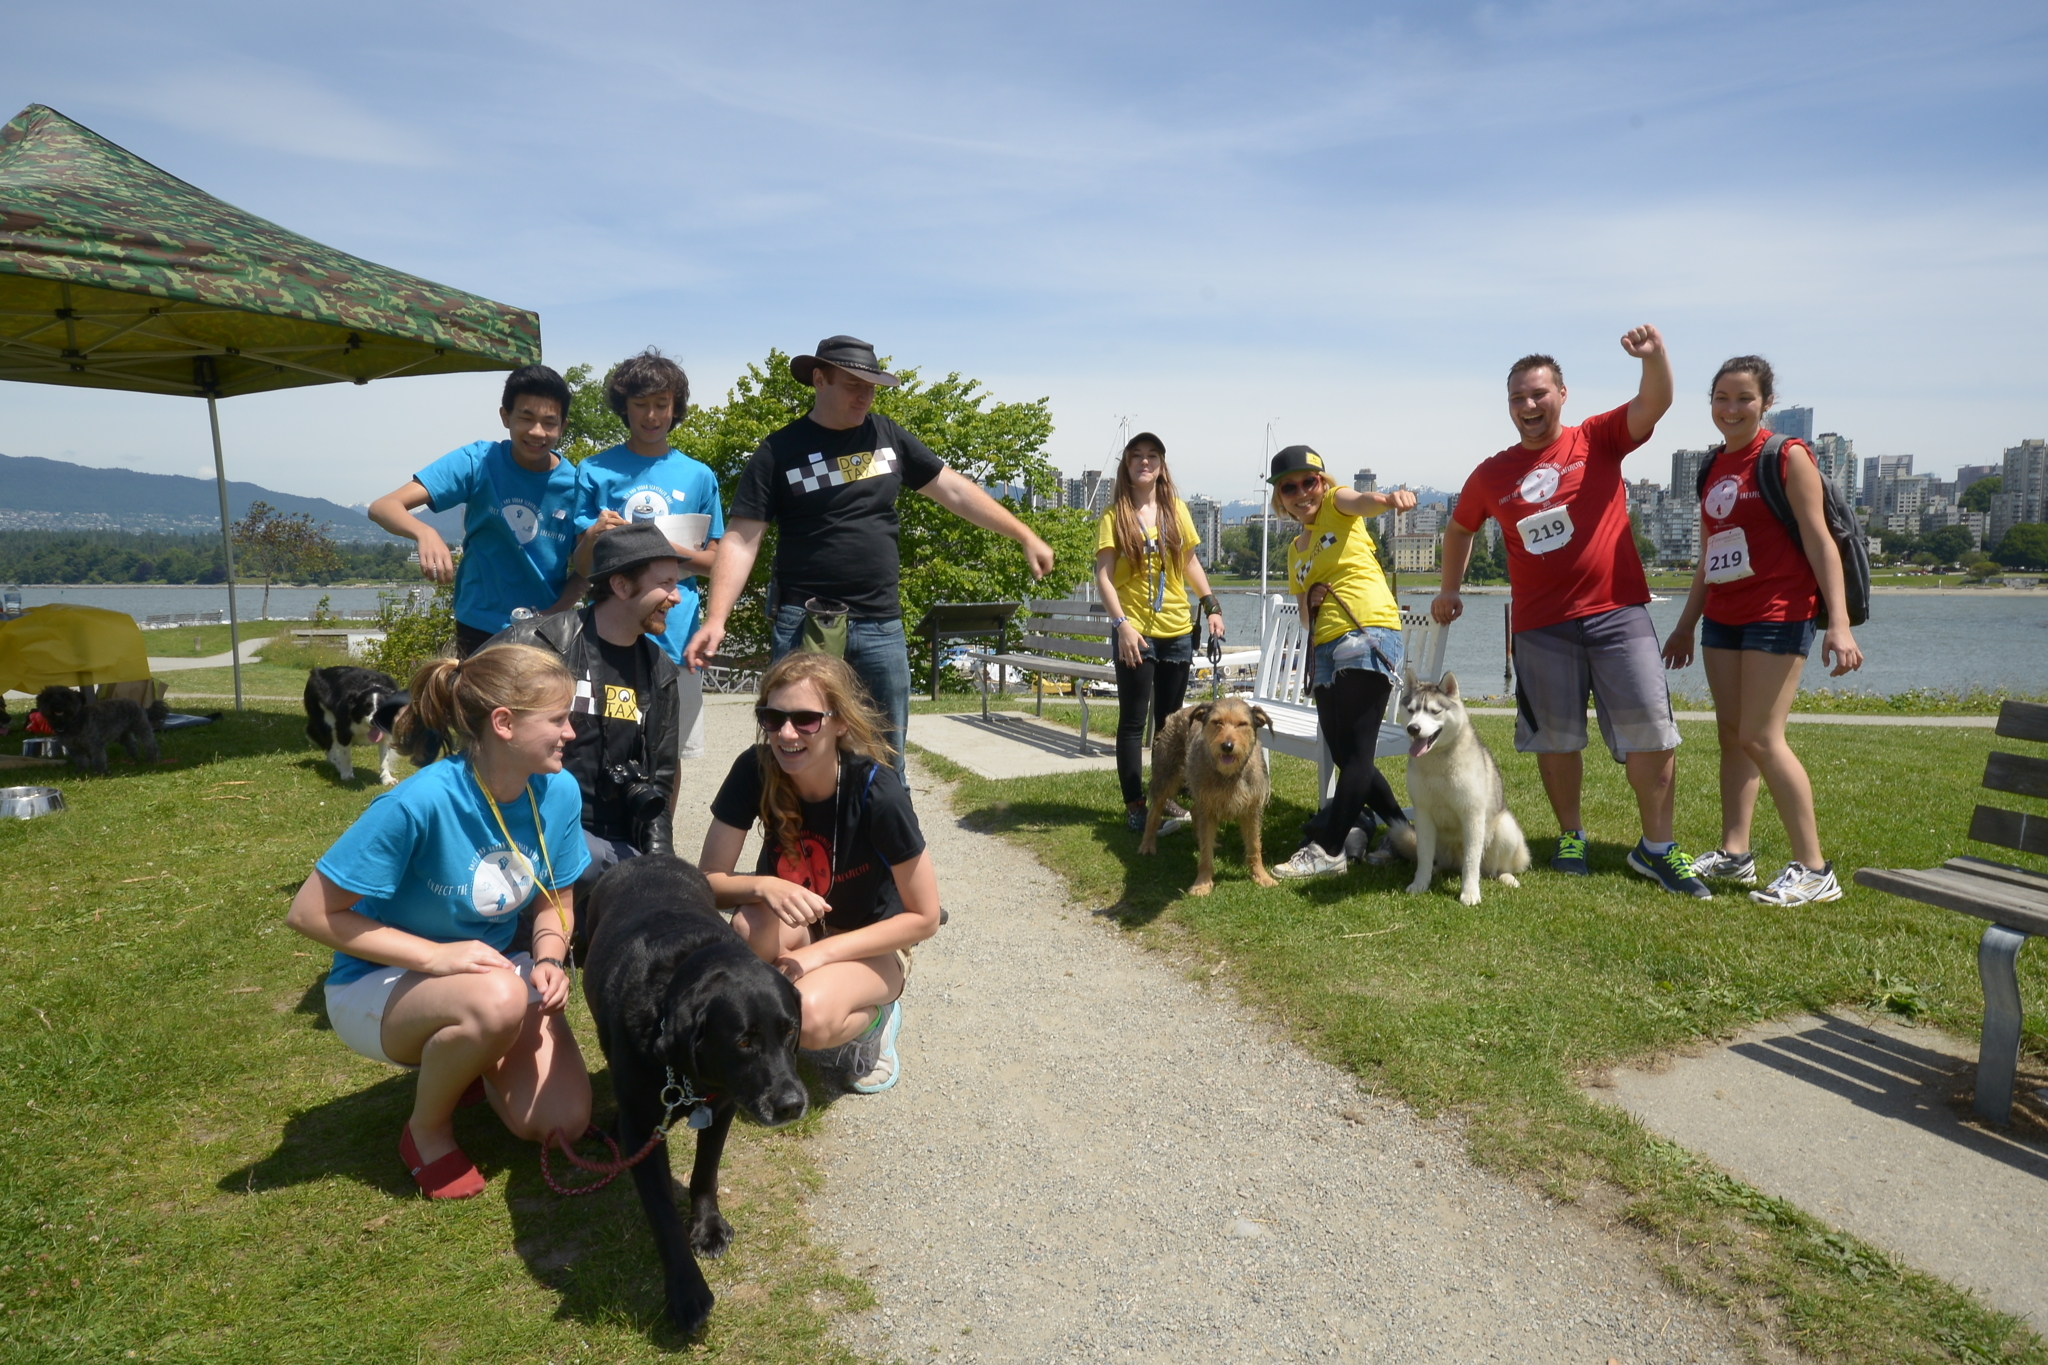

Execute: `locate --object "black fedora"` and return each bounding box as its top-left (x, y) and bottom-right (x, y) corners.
top-left (791, 335), bottom-right (901, 389)
top-left (589, 521), bottom-right (682, 584)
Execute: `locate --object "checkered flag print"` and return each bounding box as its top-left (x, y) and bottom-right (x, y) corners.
top-left (785, 446), bottom-right (899, 493)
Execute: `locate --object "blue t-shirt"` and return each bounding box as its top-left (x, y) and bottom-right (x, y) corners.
top-left (315, 757), bottom-right (590, 987)
top-left (416, 440), bottom-right (580, 634)
top-left (573, 445), bottom-right (725, 662)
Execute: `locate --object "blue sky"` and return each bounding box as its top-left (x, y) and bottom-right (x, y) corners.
top-left (3, 0), bottom-right (2043, 510)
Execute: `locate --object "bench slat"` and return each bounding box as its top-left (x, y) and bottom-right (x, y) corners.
top-left (1995, 699), bottom-right (2048, 744)
top-left (1945, 855), bottom-right (2048, 895)
top-left (983, 652), bottom-right (1118, 682)
top-left (1018, 635), bottom-right (1115, 661)
top-left (1968, 804), bottom-right (2048, 857)
top-left (1852, 865), bottom-right (2048, 937)
top-left (1983, 751), bottom-right (2048, 800)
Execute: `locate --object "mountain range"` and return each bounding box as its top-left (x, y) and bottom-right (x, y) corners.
top-left (0, 453), bottom-right (464, 543)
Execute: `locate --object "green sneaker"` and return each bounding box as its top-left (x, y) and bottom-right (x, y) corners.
top-left (1551, 831), bottom-right (1589, 876)
top-left (1627, 842), bottom-right (1713, 899)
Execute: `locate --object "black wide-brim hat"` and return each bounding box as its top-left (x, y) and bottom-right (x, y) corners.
top-left (1268, 444), bottom-right (1328, 484)
top-left (791, 335), bottom-right (901, 389)
top-left (589, 520), bottom-right (683, 583)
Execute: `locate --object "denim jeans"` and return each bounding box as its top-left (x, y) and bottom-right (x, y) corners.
top-left (770, 604), bottom-right (912, 776)
top-left (1113, 631), bottom-right (1195, 807)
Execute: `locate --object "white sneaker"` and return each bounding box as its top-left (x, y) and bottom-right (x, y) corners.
top-left (1749, 862), bottom-right (1842, 906)
top-left (846, 1000), bottom-right (902, 1093)
top-left (1690, 848), bottom-right (1758, 886)
top-left (1272, 843), bottom-right (1347, 880)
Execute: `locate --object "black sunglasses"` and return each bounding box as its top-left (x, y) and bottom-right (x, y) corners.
top-left (755, 706), bottom-right (834, 735)
top-left (1276, 477), bottom-right (1321, 497)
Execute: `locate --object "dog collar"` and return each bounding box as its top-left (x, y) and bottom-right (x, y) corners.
top-left (661, 1066), bottom-right (718, 1132)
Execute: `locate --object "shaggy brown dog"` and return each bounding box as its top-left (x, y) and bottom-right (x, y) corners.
top-left (1137, 698), bottom-right (1278, 896)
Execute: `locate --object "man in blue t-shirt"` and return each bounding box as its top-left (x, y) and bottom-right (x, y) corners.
top-left (368, 365), bottom-right (583, 658)
top-left (570, 348), bottom-right (723, 760)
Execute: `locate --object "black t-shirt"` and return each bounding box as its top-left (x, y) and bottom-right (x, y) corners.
top-left (729, 411), bottom-right (947, 619)
top-left (709, 748), bottom-right (926, 933)
top-left (570, 633), bottom-right (651, 840)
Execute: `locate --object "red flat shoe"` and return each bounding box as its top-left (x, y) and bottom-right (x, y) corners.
top-left (458, 1078), bottom-right (487, 1109)
top-left (399, 1123), bottom-right (486, 1200)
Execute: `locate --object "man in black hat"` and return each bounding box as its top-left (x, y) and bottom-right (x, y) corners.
top-left (488, 520), bottom-right (682, 925)
top-left (684, 335), bottom-right (1055, 772)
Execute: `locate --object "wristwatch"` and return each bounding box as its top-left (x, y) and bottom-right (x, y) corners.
top-left (1110, 615), bottom-right (1129, 630)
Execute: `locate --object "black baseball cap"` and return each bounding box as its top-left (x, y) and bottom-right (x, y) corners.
top-left (791, 335), bottom-right (901, 389)
top-left (1267, 444), bottom-right (1328, 483)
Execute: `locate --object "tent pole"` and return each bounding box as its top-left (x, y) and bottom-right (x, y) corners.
top-left (207, 395), bottom-right (244, 712)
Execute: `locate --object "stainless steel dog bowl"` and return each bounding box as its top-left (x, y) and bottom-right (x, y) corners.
top-left (0, 786), bottom-right (64, 819)
top-left (19, 738), bottom-right (61, 759)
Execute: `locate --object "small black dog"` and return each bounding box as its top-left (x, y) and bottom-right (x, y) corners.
top-left (303, 666), bottom-right (403, 784)
top-left (582, 856), bottom-right (809, 1335)
top-left (34, 686), bottom-right (160, 776)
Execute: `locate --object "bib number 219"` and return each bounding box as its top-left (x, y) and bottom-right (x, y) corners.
top-left (1514, 505), bottom-right (1575, 555)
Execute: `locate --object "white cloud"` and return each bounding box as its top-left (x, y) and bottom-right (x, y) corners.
top-left (83, 63), bottom-right (441, 168)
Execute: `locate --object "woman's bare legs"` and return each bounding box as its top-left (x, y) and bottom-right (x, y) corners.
top-left (1705, 646), bottom-right (1821, 867)
top-left (732, 906), bottom-right (905, 1051)
top-left (379, 966), bottom-right (590, 1163)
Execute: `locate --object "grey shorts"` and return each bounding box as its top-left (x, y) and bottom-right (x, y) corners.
top-left (1511, 604), bottom-right (1679, 760)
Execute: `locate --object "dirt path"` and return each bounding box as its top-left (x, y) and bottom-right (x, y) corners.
top-left (673, 695), bottom-right (1745, 1364)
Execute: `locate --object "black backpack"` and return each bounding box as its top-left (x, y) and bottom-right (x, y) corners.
top-left (1695, 434), bottom-right (1869, 628)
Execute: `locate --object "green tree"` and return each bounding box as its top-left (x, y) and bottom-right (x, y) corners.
top-left (1992, 523), bottom-right (2048, 570)
top-left (1966, 559), bottom-right (2004, 581)
top-left (1920, 523), bottom-right (1975, 565)
top-left (560, 362), bottom-right (628, 466)
top-left (1960, 474), bottom-right (2002, 513)
top-left (232, 501), bottom-right (342, 620)
top-left (1876, 527), bottom-right (1920, 561)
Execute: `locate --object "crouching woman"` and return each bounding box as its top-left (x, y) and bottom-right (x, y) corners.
top-left (287, 645), bottom-right (592, 1199)
top-left (699, 653), bottom-right (940, 1094)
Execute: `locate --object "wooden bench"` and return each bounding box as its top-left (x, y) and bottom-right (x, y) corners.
top-left (1253, 595), bottom-right (1450, 804)
top-left (976, 598), bottom-right (1120, 755)
top-left (1855, 699), bottom-right (2048, 1124)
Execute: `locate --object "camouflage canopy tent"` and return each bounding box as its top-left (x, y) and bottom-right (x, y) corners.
top-left (0, 103), bottom-right (540, 706)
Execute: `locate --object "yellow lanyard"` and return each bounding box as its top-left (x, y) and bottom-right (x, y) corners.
top-left (470, 761), bottom-right (562, 924)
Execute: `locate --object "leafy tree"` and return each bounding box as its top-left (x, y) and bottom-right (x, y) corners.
top-left (1908, 551), bottom-right (1938, 567)
top-left (560, 362), bottom-right (628, 466)
top-left (1920, 523), bottom-right (1975, 565)
top-left (232, 501), bottom-right (343, 620)
top-left (1993, 523), bottom-right (2048, 570)
top-left (364, 581), bottom-right (456, 683)
top-left (1961, 474), bottom-right (2002, 513)
top-left (1967, 559), bottom-right (2004, 581)
top-left (1876, 527), bottom-right (1920, 560)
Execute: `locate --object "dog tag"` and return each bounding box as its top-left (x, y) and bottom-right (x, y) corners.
top-left (1703, 527), bottom-right (1755, 584)
top-left (1513, 504), bottom-right (1575, 555)
top-left (687, 1104), bottom-right (713, 1130)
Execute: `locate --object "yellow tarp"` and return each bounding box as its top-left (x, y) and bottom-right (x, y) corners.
top-left (0, 604), bottom-right (151, 691)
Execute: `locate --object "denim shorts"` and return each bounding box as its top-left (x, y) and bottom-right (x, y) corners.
top-left (1311, 626), bottom-right (1403, 690)
top-left (1136, 630), bottom-right (1195, 665)
top-left (1701, 616), bottom-right (1817, 657)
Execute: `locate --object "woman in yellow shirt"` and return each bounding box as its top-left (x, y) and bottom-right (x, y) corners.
top-left (1268, 445), bottom-right (1417, 880)
top-left (1094, 433), bottom-right (1227, 833)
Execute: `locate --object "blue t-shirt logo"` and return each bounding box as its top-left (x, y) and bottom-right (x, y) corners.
top-left (470, 846), bottom-right (534, 919)
top-left (623, 488), bottom-right (671, 520)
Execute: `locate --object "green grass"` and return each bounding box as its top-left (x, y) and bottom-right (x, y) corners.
top-left (0, 702), bottom-right (871, 1363)
top-left (911, 712), bottom-right (2048, 1364)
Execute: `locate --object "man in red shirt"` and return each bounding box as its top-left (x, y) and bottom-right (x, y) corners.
top-left (1432, 326), bottom-right (1709, 898)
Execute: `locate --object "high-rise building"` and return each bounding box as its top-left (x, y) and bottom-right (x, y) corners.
top-left (1862, 454), bottom-right (1912, 507)
top-left (1670, 449), bottom-right (1710, 500)
top-left (1768, 406), bottom-right (1814, 442)
top-left (1186, 495), bottom-right (1223, 569)
top-left (1990, 439), bottom-right (2048, 544)
top-left (1353, 468), bottom-right (1377, 493)
top-left (1812, 433), bottom-right (1856, 505)
top-left (1957, 464), bottom-right (2001, 498)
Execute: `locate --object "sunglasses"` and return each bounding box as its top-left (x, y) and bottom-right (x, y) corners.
top-left (755, 706), bottom-right (834, 735)
top-left (1275, 477), bottom-right (1321, 497)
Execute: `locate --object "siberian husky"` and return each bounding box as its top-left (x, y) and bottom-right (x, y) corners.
top-left (1384, 669), bottom-right (1530, 906)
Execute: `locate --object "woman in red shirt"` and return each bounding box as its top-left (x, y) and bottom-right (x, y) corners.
top-left (1661, 357), bottom-right (1863, 906)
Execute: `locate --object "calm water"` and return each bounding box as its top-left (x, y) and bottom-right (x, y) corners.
top-left (1213, 589), bottom-right (2047, 699)
top-left (16, 584), bottom-right (413, 624)
top-left (15, 582), bottom-right (2046, 696)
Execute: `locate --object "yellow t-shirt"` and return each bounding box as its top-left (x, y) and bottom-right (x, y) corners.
top-left (1095, 499), bottom-right (1201, 639)
top-left (1288, 496), bottom-right (1400, 645)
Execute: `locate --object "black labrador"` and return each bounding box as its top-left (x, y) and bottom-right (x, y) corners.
top-left (582, 855), bottom-right (808, 1335)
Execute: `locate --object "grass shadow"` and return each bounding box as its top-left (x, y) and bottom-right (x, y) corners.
top-left (215, 1072), bottom-right (425, 1198)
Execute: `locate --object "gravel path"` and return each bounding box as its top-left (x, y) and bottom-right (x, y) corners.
top-left (686, 699), bottom-right (1744, 1363)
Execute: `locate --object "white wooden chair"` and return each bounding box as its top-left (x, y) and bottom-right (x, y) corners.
top-left (1252, 595), bottom-right (1450, 805)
